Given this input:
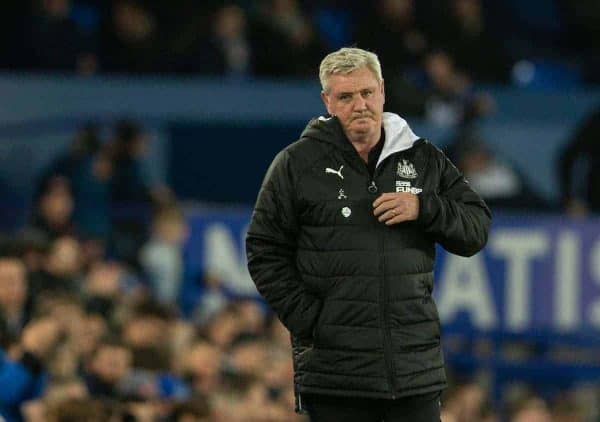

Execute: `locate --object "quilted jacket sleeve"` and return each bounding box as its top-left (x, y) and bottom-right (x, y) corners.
top-left (246, 150), bottom-right (322, 338)
top-left (417, 145), bottom-right (492, 257)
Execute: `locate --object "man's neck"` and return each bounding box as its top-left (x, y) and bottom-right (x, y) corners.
top-left (347, 129), bottom-right (382, 163)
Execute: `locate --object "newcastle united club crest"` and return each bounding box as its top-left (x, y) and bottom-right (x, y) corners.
top-left (397, 159), bottom-right (418, 179)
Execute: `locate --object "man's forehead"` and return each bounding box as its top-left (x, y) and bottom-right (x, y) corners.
top-left (327, 68), bottom-right (380, 92)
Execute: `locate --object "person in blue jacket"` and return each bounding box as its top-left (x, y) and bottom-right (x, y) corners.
top-left (0, 318), bottom-right (62, 422)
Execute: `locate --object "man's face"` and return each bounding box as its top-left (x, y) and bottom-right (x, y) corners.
top-left (321, 67), bottom-right (385, 143)
top-left (46, 236), bottom-right (81, 278)
top-left (0, 258), bottom-right (27, 308)
top-left (91, 346), bottom-right (131, 384)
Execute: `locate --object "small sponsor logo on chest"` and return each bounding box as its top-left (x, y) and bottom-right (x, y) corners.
top-left (396, 181), bottom-right (422, 194)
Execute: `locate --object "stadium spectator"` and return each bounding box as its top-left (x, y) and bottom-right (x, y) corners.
top-left (191, 3), bottom-right (253, 77)
top-left (36, 123), bottom-right (102, 189)
top-left (451, 130), bottom-right (549, 210)
top-left (201, 304), bottom-right (246, 351)
top-left (108, 119), bottom-right (154, 204)
top-left (234, 299), bottom-right (267, 336)
top-left (83, 337), bottom-right (132, 399)
top-left (36, 123), bottom-right (112, 240)
top-left (251, 0), bottom-right (325, 77)
top-left (427, 0), bottom-right (510, 82)
top-left (355, 0), bottom-right (428, 74)
top-left (14, 0), bottom-right (97, 74)
top-left (0, 317), bottom-right (62, 422)
top-left (0, 0), bottom-right (594, 86)
top-left (28, 236), bottom-right (82, 299)
top-left (83, 260), bottom-right (136, 319)
top-left (101, 0), bottom-right (163, 74)
top-left (227, 334), bottom-right (269, 379)
top-left (0, 253), bottom-right (31, 343)
top-left (107, 119), bottom-right (174, 208)
top-left (557, 105), bottom-right (600, 216)
top-left (106, 119), bottom-right (172, 266)
top-left (420, 50), bottom-right (494, 128)
top-left (69, 312), bottom-right (107, 361)
top-left (120, 301), bottom-right (174, 371)
top-left (26, 177), bottom-right (76, 243)
top-left (182, 339), bottom-right (223, 396)
top-left (139, 206), bottom-right (188, 306)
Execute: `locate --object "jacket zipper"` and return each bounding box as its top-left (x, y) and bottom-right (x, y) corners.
top-left (368, 175), bottom-right (397, 400)
top-left (380, 217), bottom-right (397, 399)
top-left (352, 147), bottom-right (398, 399)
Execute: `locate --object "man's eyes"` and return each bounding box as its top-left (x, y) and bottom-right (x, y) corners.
top-left (337, 90), bottom-right (373, 101)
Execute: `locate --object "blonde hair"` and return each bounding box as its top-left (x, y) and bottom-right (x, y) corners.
top-left (319, 47), bottom-right (383, 92)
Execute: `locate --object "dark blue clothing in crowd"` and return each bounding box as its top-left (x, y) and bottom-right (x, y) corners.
top-left (0, 350), bottom-right (47, 422)
top-left (70, 156), bottom-right (111, 239)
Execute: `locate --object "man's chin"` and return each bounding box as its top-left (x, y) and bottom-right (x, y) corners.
top-left (347, 127), bottom-right (374, 142)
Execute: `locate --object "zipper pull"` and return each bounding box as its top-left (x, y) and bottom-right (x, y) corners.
top-left (368, 181), bottom-right (378, 194)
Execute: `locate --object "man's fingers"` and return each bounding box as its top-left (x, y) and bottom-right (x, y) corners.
top-left (373, 193), bottom-right (394, 208)
top-left (373, 193), bottom-right (417, 223)
top-left (377, 208), bottom-right (397, 222)
top-left (373, 199), bottom-right (392, 216)
top-left (373, 201), bottom-right (398, 217)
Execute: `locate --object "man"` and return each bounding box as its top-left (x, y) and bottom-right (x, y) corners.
top-left (246, 47), bottom-right (491, 421)
top-left (84, 338), bottom-right (132, 399)
top-left (0, 252), bottom-right (30, 340)
top-left (1, 317), bottom-right (62, 422)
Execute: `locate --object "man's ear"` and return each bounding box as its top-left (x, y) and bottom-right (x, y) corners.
top-left (381, 79), bottom-right (385, 105)
top-left (321, 91), bottom-right (331, 115)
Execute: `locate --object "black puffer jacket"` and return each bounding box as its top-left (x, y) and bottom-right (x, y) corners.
top-left (246, 113), bottom-right (491, 405)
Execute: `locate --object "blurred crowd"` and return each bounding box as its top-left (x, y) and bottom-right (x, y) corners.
top-left (1, 0), bottom-right (598, 84)
top-left (3, 0), bottom-right (599, 217)
top-left (0, 121), bottom-right (305, 421)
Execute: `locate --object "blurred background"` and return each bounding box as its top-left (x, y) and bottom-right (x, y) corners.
top-left (0, 0), bottom-right (599, 421)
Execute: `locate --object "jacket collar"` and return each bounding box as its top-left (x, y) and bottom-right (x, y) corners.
top-left (377, 112), bottom-right (420, 168)
top-left (301, 112), bottom-right (420, 166)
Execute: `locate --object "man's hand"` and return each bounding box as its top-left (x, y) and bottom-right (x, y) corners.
top-left (373, 192), bottom-right (419, 225)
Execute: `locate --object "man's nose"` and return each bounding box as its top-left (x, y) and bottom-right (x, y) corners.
top-left (353, 95), bottom-right (367, 110)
